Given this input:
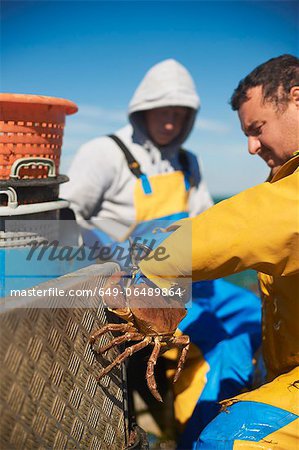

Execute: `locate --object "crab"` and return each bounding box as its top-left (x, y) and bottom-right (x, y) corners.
top-left (90, 271), bottom-right (190, 402)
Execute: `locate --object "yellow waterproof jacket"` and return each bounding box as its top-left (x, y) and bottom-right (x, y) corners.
top-left (140, 154), bottom-right (299, 380)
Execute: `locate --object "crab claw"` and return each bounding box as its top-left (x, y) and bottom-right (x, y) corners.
top-left (102, 271), bottom-right (128, 309)
top-left (171, 335), bottom-right (190, 383)
top-left (96, 337), bottom-right (151, 382)
top-left (146, 337), bottom-right (163, 402)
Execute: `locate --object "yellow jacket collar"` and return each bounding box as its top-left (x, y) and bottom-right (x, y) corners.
top-left (270, 153), bottom-right (299, 183)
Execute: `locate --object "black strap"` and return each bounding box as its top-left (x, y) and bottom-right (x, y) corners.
top-left (108, 134), bottom-right (144, 178)
top-left (109, 134), bottom-right (193, 185)
top-left (179, 148), bottom-right (194, 187)
top-left (178, 148), bottom-right (189, 175)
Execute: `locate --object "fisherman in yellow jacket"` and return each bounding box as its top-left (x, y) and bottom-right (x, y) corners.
top-left (135, 54), bottom-right (299, 448)
top-left (100, 54), bottom-right (298, 447)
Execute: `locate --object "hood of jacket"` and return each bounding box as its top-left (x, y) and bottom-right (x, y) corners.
top-left (128, 59), bottom-right (200, 151)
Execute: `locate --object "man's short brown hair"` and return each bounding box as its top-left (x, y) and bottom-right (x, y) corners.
top-left (230, 54), bottom-right (299, 111)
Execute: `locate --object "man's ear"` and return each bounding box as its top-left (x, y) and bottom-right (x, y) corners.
top-left (290, 86), bottom-right (299, 108)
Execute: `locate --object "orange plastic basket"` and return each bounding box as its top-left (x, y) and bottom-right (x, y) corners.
top-left (0, 93), bottom-right (78, 180)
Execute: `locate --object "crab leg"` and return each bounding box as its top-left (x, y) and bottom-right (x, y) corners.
top-left (98, 332), bottom-right (145, 354)
top-left (146, 336), bottom-right (163, 402)
top-left (89, 323), bottom-right (133, 344)
top-left (171, 335), bottom-right (190, 383)
top-left (97, 336), bottom-right (151, 380)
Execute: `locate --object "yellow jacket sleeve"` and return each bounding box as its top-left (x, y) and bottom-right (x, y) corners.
top-left (140, 171), bottom-right (299, 288)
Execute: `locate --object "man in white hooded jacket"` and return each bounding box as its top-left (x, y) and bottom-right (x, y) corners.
top-left (61, 59), bottom-right (213, 237)
top-left (61, 60), bottom-right (261, 449)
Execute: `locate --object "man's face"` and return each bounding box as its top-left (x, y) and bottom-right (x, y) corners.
top-left (145, 106), bottom-right (189, 146)
top-left (238, 86), bottom-right (299, 172)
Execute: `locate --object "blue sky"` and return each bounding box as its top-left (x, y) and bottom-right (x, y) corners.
top-left (1, 1), bottom-right (298, 195)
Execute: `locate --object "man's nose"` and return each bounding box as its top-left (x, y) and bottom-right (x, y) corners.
top-left (163, 113), bottom-right (176, 130)
top-left (248, 136), bottom-right (261, 155)
top-left (164, 121), bottom-right (175, 131)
